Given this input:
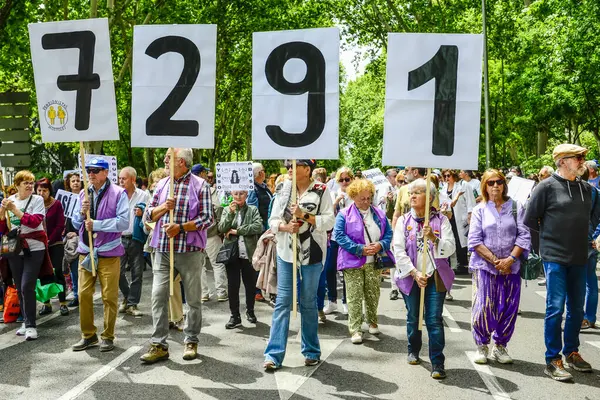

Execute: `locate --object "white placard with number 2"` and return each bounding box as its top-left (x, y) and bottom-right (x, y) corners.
top-left (382, 33), bottom-right (484, 170)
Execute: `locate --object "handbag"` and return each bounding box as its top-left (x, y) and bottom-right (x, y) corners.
top-left (511, 200), bottom-right (543, 281)
top-left (3, 285), bottom-right (20, 323)
top-left (216, 240), bottom-right (239, 265)
top-left (361, 209), bottom-right (394, 270)
top-left (1, 195), bottom-right (33, 259)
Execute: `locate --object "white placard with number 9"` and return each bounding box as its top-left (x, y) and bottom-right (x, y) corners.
top-left (382, 33), bottom-right (484, 169)
top-left (131, 24), bottom-right (217, 149)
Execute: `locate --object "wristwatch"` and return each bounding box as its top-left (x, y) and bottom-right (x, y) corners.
top-left (179, 223), bottom-right (184, 232)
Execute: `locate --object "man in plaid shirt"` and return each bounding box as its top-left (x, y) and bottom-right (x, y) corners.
top-left (140, 148), bottom-right (213, 364)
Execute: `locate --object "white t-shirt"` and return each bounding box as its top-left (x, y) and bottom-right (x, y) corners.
top-left (123, 188), bottom-right (151, 235)
top-left (8, 194), bottom-right (46, 252)
top-left (237, 211), bottom-right (248, 259)
top-left (359, 208), bottom-right (381, 263)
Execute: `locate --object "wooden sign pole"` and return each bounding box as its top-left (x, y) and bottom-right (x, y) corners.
top-left (79, 142), bottom-right (96, 277)
top-left (292, 159), bottom-right (298, 318)
top-left (169, 148), bottom-right (175, 296)
top-left (418, 168), bottom-right (432, 330)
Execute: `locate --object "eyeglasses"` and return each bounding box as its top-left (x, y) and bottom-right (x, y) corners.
top-left (486, 179), bottom-right (505, 187)
top-left (397, 180), bottom-right (405, 184)
top-left (563, 155), bottom-right (585, 161)
top-left (86, 168), bottom-right (104, 174)
top-left (22, 181), bottom-right (34, 186)
top-left (443, 174), bottom-right (451, 178)
top-left (338, 177), bottom-right (351, 183)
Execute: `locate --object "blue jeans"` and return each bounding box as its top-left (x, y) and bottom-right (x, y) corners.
top-left (543, 262), bottom-right (586, 363)
top-left (585, 254), bottom-right (598, 324)
top-left (296, 266), bottom-right (327, 310)
top-left (402, 278), bottom-right (446, 366)
top-left (264, 257), bottom-right (322, 367)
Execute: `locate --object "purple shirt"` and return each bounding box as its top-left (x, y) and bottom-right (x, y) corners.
top-left (468, 199), bottom-right (531, 275)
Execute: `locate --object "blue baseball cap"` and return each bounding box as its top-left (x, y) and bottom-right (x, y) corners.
top-left (85, 157), bottom-right (109, 170)
top-left (191, 164), bottom-right (207, 175)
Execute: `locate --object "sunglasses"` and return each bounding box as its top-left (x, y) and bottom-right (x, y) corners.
top-left (563, 155), bottom-right (585, 161)
top-left (338, 177), bottom-right (352, 183)
top-left (86, 168), bottom-right (104, 174)
top-left (486, 179), bottom-right (505, 187)
top-left (397, 180), bottom-right (405, 184)
top-left (284, 163), bottom-right (308, 169)
top-left (443, 174), bottom-right (451, 178)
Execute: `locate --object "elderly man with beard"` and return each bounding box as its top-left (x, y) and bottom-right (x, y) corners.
top-left (525, 144), bottom-right (600, 382)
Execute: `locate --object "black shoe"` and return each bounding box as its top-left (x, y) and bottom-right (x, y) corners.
top-left (68, 298), bottom-right (79, 307)
top-left (407, 353), bottom-right (421, 365)
top-left (100, 339), bottom-right (115, 352)
top-left (246, 310), bottom-right (257, 323)
top-left (225, 315), bottom-right (242, 329)
top-left (72, 335), bottom-right (99, 351)
top-left (389, 290), bottom-right (399, 301)
top-left (60, 305), bottom-right (69, 316)
top-left (455, 266), bottom-right (469, 275)
top-left (39, 304), bottom-right (52, 316)
top-left (431, 364), bottom-right (447, 379)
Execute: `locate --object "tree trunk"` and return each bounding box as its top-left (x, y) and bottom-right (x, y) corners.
top-left (84, 141), bottom-right (103, 155)
top-left (144, 148), bottom-right (154, 176)
top-left (537, 129), bottom-right (548, 156)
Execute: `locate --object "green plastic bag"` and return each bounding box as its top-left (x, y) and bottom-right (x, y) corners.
top-left (35, 280), bottom-right (64, 303)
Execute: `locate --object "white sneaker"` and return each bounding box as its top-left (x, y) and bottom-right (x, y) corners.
top-left (351, 332), bottom-right (363, 344)
top-left (16, 323), bottom-right (26, 336)
top-left (368, 325), bottom-right (381, 335)
top-left (492, 344), bottom-right (513, 364)
top-left (342, 303), bottom-right (348, 314)
top-left (25, 328), bottom-right (38, 341)
top-left (323, 302), bottom-right (338, 315)
top-left (474, 345), bottom-right (489, 364)
top-left (445, 292), bottom-right (454, 301)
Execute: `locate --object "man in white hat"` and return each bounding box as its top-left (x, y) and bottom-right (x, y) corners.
top-left (525, 143), bottom-right (600, 382)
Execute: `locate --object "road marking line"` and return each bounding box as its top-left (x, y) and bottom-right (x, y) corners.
top-left (442, 306), bottom-right (462, 333)
top-left (466, 351), bottom-right (512, 400)
top-left (57, 345), bottom-right (142, 400)
top-left (0, 292), bottom-right (102, 351)
top-left (535, 291), bottom-right (546, 300)
top-left (586, 341), bottom-right (600, 350)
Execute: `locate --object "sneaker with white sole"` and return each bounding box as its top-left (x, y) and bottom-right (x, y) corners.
top-left (25, 328), bottom-right (38, 341)
top-left (16, 323), bottom-right (26, 336)
top-left (492, 344), bottom-right (513, 364)
top-left (342, 303), bottom-right (349, 314)
top-left (368, 324), bottom-right (381, 335)
top-left (323, 302), bottom-right (338, 315)
top-left (474, 345), bottom-right (489, 364)
top-left (351, 332), bottom-right (363, 344)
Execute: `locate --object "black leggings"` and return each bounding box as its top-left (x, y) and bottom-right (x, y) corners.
top-left (48, 244), bottom-right (66, 302)
top-left (225, 257), bottom-right (256, 317)
top-left (9, 250), bottom-right (44, 328)
top-left (448, 214), bottom-right (468, 267)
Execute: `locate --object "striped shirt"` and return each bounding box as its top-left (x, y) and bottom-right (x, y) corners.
top-left (148, 171), bottom-right (213, 253)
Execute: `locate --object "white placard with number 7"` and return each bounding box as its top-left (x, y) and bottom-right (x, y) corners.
top-left (131, 24), bottom-right (217, 149)
top-left (382, 33), bottom-right (483, 169)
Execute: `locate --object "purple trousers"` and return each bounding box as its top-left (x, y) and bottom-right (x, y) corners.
top-left (472, 269), bottom-right (521, 347)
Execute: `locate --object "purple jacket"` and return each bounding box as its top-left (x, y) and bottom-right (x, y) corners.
top-left (468, 199), bottom-right (531, 275)
top-left (78, 183), bottom-right (125, 257)
top-left (149, 174), bottom-right (208, 250)
top-left (395, 212), bottom-right (455, 295)
top-left (334, 204), bottom-right (395, 270)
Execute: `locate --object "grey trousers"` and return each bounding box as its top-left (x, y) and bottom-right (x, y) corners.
top-left (151, 250), bottom-right (206, 347)
top-left (119, 237), bottom-right (145, 306)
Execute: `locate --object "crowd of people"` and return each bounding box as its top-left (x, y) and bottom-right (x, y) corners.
top-left (0, 143), bottom-right (599, 382)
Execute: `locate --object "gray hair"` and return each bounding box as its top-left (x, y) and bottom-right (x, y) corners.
top-left (408, 178), bottom-right (438, 203)
top-left (120, 166), bottom-right (137, 180)
top-left (385, 168), bottom-right (397, 177)
top-left (586, 161), bottom-right (598, 172)
top-left (540, 165), bottom-right (555, 175)
top-left (252, 162), bottom-right (264, 178)
top-left (175, 148), bottom-right (193, 168)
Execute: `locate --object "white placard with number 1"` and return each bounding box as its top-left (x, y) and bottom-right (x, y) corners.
top-left (131, 24), bottom-right (217, 149)
top-left (382, 33), bottom-right (483, 169)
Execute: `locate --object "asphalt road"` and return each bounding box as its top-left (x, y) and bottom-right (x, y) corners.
top-left (1, 269), bottom-right (600, 400)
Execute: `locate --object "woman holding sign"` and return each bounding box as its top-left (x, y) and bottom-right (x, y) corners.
top-left (468, 169), bottom-right (530, 365)
top-left (35, 178), bottom-right (68, 317)
top-left (393, 179), bottom-right (455, 379)
top-left (264, 159), bottom-right (335, 371)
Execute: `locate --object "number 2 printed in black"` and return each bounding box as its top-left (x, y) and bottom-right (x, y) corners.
top-left (145, 36), bottom-right (201, 137)
top-left (264, 42), bottom-right (326, 148)
top-left (408, 45), bottom-right (458, 156)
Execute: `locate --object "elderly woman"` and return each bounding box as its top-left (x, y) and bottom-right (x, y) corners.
top-left (0, 170), bottom-right (54, 340)
top-left (334, 179), bottom-right (394, 344)
top-left (393, 178), bottom-right (455, 379)
top-left (218, 190), bottom-right (263, 329)
top-left (468, 169), bottom-right (530, 365)
top-left (323, 167), bottom-right (354, 315)
top-left (36, 178), bottom-right (68, 316)
top-left (264, 159), bottom-right (334, 371)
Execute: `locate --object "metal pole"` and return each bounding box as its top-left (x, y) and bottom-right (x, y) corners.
top-left (482, 0), bottom-right (491, 169)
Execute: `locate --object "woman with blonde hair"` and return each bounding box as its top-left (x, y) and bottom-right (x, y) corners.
top-left (334, 179), bottom-right (394, 343)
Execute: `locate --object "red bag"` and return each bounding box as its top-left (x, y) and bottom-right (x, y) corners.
top-left (3, 285), bottom-right (20, 323)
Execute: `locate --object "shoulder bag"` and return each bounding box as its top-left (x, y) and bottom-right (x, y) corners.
top-left (1, 195), bottom-right (33, 259)
top-left (511, 200), bottom-right (542, 281)
top-left (361, 209), bottom-right (394, 270)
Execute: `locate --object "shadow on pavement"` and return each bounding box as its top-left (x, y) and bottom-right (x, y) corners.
top-left (195, 387), bottom-right (310, 400)
top-left (310, 362), bottom-right (399, 396)
top-left (439, 367), bottom-right (520, 394)
top-left (362, 333), bottom-right (408, 354)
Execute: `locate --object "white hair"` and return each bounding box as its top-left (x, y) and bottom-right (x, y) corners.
top-left (175, 148), bottom-right (193, 168)
top-left (540, 165), bottom-right (555, 175)
top-left (252, 162), bottom-right (264, 178)
top-left (408, 178), bottom-right (438, 203)
top-left (585, 161), bottom-right (598, 172)
top-left (120, 166), bottom-right (137, 180)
